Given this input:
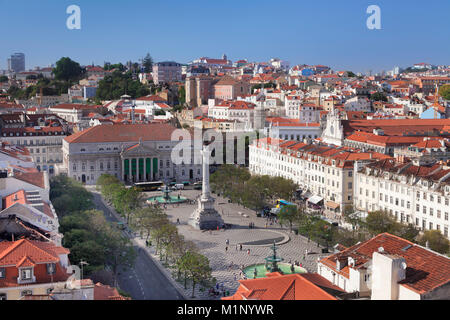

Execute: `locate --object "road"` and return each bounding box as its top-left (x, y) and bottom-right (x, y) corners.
top-left (90, 189), bottom-right (185, 300)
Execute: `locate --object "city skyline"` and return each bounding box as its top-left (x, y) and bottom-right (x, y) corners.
top-left (1, 0), bottom-right (449, 73)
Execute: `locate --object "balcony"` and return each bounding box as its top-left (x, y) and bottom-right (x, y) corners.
top-left (17, 275), bottom-right (36, 285)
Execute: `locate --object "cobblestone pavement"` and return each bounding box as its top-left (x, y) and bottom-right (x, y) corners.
top-left (141, 188), bottom-right (332, 300)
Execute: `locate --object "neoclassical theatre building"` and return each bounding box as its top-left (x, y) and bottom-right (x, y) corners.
top-left (62, 123), bottom-right (203, 185)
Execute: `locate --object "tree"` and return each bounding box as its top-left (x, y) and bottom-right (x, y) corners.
top-left (179, 251), bottom-right (213, 298)
top-left (96, 71), bottom-right (150, 100)
top-left (102, 227), bottom-right (137, 287)
top-left (159, 223), bottom-right (179, 264)
top-left (439, 84), bottom-right (450, 101)
top-left (142, 53), bottom-right (153, 73)
top-left (371, 92), bottom-right (388, 102)
top-left (364, 210), bottom-right (400, 236)
top-left (131, 206), bottom-right (166, 242)
top-left (151, 221), bottom-right (174, 256)
top-left (347, 71), bottom-right (356, 77)
top-left (397, 224), bottom-right (420, 242)
top-left (112, 187), bottom-right (143, 224)
top-left (53, 57), bottom-right (83, 82)
top-left (178, 85), bottom-right (186, 106)
top-left (418, 230), bottom-right (450, 254)
top-left (278, 205), bottom-right (300, 232)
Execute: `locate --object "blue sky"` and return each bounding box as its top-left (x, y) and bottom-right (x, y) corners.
top-left (1, 0), bottom-right (449, 73)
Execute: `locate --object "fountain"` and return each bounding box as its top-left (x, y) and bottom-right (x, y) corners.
top-left (146, 182), bottom-right (188, 204)
top-left (264, 241), bottom-right (283, 273)
top-left (243, 241), bottom-right (307, 279)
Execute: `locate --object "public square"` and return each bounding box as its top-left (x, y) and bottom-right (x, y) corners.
top-left (142, 187), bottom-right (333, 299)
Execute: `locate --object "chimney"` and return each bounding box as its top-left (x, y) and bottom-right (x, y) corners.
top-left (371, 252), bottom-right (406, 300)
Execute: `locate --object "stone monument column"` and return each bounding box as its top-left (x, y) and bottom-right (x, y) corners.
top-left (188, 143), bottom-right (225, 230)
top-left (201, 145), bottom-right (210, 199)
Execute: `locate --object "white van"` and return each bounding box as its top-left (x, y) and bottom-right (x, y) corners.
top-left (175, 184), bottom-right (184, 190)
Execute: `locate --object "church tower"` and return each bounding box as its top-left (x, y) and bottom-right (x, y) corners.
top-left (321, 107), bottom-right (344, 146)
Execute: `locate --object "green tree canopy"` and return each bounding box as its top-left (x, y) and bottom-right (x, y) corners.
top-left (53, 57), bottom-right (83, 82)
top-left (143, 53), bottom-right (153, 73)
top-left (364, 210), bottom-right (400, 236)
top-left (178, 251), bottom-right (213, 298)
top-left (439, 84), bottom-right (450, 100)
top-left (278, 204), bottom-right (300, 232)
top-left (418, 230), bottom-right (450, 254)
top-left (371, 92), bottom-right (388, 102)
top-left (96, 70), bottom-right (150, 100)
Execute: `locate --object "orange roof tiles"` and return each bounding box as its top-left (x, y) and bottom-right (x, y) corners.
top-left (319, 233), bottom-right (450, 294)
top-left (13, 172), bottom-right (46, 189)
top-left (64, 123), bottom-right (179, 144)
top-left (223, 272), bottom-right (337, 300)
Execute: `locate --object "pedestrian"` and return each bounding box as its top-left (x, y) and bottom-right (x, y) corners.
top-left (225, 246), bottom-right (228, 252)
top-left (235, 244), bottom-right (238, 251)
top-left (300, 263), bottom-right (303, 268)
top-left (240, 244), bottom-right (243, 251)
top-left (226, 239), bottom-right (229, 246)
top-left (303, 254), bottom-right (305, 260)
top-left (247, 249), bottom-right (250, 255)
top-left (176, 218), bottom-right (180, 224)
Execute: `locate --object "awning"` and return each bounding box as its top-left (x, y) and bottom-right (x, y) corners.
top-left (308, 195), bottom-right (323, 205)
top-left (326, 201), bottom-right (340, 210)
top-left (303, 192), bottom-right (312, 199)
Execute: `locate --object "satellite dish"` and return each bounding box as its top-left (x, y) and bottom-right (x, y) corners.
top-left (401, 262), bottom-right (407, 270)
top-left (378, 247), bottom-right (384, 253)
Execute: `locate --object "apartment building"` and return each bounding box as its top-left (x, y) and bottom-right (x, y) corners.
top-left (0, 113), bottom-right (69, 174)
top-left (249, 137), bottom-right (389, 214)
top-left (152, 61), bottom-right (182, 85)
top-left (354, 158), bottom-right (450, 239)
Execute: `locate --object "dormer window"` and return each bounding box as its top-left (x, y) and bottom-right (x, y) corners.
top-left (0, 267), bottom-right (5, 278)
top-left (46, 263), bottom-right (56, 275)
top-left (20, 268), bottom-right (33, 281)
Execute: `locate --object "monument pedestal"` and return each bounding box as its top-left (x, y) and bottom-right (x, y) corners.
top-left (188, 195), bottom-right (224, 230)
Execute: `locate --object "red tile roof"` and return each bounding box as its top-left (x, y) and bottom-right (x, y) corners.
top-left (13, 172), bottom-right (46, 189)
top-left (223, 272), bottom-right (337, 300)
top-left (94, 282), bottom-right (130, 300)
top-left (319, 233), bottom-right (450, 295)
top-left (64, 123), bottom-right (179, 144)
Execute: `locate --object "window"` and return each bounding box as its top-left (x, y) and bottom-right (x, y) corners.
top-left (21, 290), bottom-right (32, 297)
top-left (0, 293), bottom-right (6, 300)
top-left (0, 268), bottom-right (5, 278)
top-left (423, 206), bottom-right (427, 214)
top-left (21, 268), bottom-right (32, 280)
top-left (446, 212), bottom-right (449, 221)
top-left (430, 208), bottom-right (434, 216)
top-left (47, 263), bottom-right (56, 275)
top-left (437, 210), bottom-right (441, 219)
